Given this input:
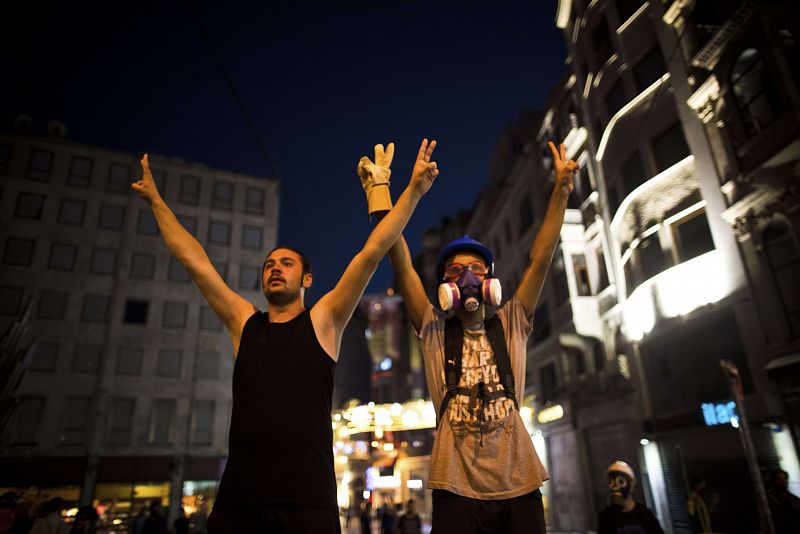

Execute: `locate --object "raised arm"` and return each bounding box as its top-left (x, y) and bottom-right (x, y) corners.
top-left (132, 154), bottom-right (255, 353)
top-left (515, 141), bottom-right (577, 319)
top-left (386, 235), bottom-right (429, 333)
top-left (312, 140), bottom-right (439, 358)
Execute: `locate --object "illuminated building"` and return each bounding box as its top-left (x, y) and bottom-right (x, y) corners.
top-left (0, 124), bottom-right (278, 525)
top-left (331, 400), bottom-right (437, 523)
top-left (360, 292), bottom-right (425, 403)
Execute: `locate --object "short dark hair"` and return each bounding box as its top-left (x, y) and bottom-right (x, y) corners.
top-left (264, 246), bottom-right (311, 276)
top-left (770, 469), bottom-right (789, 481)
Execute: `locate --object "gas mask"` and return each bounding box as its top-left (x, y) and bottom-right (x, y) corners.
top-left (438, 267), bottom-right (502, 312)
top-left (608, 472), bottom-right (632, 504)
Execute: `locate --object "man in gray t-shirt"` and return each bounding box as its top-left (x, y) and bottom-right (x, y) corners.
top-left (360, 141), bottom-right (578, 533)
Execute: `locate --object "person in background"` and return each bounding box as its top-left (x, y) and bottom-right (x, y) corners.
top-left (598, 461), bottom-right (664, 534)
top-left (29, 497), bottom-right (68, 534)
top-left (767, 468), bottom-right (800, 533)
top-left (69, 505), bottom-right (99, 534)
top-left (687, 476), bottom-right (712, 533)
top-left (395, 499), bottom-right (422, 534)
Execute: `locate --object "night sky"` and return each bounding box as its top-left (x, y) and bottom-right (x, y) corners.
top-left (2, 0), bottom-right (567, 301)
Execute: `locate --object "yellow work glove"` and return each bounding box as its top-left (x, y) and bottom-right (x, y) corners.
top-left (357, 143), bottom-right (394, 215)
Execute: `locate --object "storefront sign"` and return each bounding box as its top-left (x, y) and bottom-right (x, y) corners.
top-left (701, 401), bottom-right (737, 426)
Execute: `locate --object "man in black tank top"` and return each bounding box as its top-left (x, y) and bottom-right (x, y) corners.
top-left (132, 140), bottom-right (440, 533)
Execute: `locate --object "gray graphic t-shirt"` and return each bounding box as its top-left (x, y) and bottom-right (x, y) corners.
top-left (418, 298), bottom-right (549, 499)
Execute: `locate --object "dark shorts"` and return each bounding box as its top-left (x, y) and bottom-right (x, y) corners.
top-left (207, 503), bottom-right (341, 534)
top-left (431, 489), bottom-right (545, 534)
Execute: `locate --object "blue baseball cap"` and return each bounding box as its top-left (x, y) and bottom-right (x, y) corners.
top-left (437, 235), bottom-right (494, 280)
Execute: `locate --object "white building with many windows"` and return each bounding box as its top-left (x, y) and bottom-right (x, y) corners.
top-left (0, 127), bottom-right (278, 525)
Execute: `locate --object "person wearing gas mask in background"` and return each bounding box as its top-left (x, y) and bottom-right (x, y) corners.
top-left (357, 140), bottom-right (576, 533)
top-left (598, 461), bottom-right (664, 534)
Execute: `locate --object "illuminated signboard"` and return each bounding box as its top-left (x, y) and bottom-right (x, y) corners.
top-left (537, 404), bottom-right (564, 424)
top-left (701, 401), bottom-right (738, 427)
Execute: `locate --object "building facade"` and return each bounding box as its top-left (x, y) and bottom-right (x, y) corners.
top-left (0, 127), bottom-right (279, 525)
top-left (417, 1), bottom-right (800, 531)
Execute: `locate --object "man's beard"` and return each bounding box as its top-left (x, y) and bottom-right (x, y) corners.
top-left (265, 285), bottom-right (301, 306)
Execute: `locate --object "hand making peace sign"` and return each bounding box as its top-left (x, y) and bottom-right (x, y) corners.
top-left (548, 141), bottom-right (578, 196)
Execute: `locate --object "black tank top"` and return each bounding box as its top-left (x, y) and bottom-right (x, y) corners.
top-left (215, 309), bottom-right (337, 509)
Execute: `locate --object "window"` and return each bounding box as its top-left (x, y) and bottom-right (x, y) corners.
top-left (38, 290), bottom-right (68, 319)
top-left (241, 225), bottom-right (263, 250)
top-left (48, 243), bottom-right (78, 271)
top-left (177, 214), bottom-right (197, 236)
top-left (591, 20), bottom-right (613, 70)
top-left (245, 187), bottom-right (265, 214)
top-left (633, 46), bottom-right (666, 93)
top-left (162, 301), bottom-right (187, 328)
top-left (239, 265), bottom-right (261, 290)
top-left (168, 258), bottom-right (190, 283)
top-left (539, 362), bottom-right (558, 403)
top-left (60, 396), bottom-right (90, 445)
top-left (574, 165), bottom-right (592, 205)
top-left (98, 204), bottom-right (125, 230)
top-left (29, 341), bottom-right (58, 371)
top-left (57, 199), bottom-right (86, 226)
top-left (0, 142), bottom-right (11, 174)
top-left (82, 294), bottom-right (110, 323)
top-left (67, 156), bottom-right (93, 187)
top-left (107, 398), bottom-right (135, 445)
top-left (0, 287), bottom-right (24, 316)
top-left (638, 232), bottom-right (668, 280)
top-left (623, 258), bottom-right (636, 297)
top-left (208, 220), bottom-right (231, 245)
top-left (191, 400), bottom-right (215, 445)
top-left (107, 163), bottom-right (131, 193)
top-left (72, 344), bottom-right (101, 374)
top-left (572, 254), bottom-right (592, 296)
top-left (519, 198), bottom-right (534, 234)
top-left (763, 222), bottom-right (800, 337)
top-left (595, 245), bottom-right (610, 291)
top-left (14, 192), bottom-right (45, 219)
top-left (115, 347), bottom-right (143, 376)
top-left (212, 260), bottom-right (228, 282)
top-left (130, 252), bottom-right (156, 279)
top-left (565, 346), bottom-right (587, 378)
top-left (199, 306), bottom-right (222, 331)
top-left (27, 149), bottom-right (53, 181)
top-left (673, 210), bottom-right (715, 262)
top-left (180, 174), bottom-right (201, 205)
top-left (3, 237), bottom-right (35, 266)
top-left (13, 397), bottom-right (44, 444)
top-left (213, 181), bottom-right (233, 210)
top-left (652, 122), bottom-right (690, 173)
top-left (124, 300), bottom-right (149, 324)
top-left (731, 48), bottom-right (779, 140)
top-left (156, 349), bottom-right (182, 377)
top-left (136, 209), bottom-right (159, 235)
top-left (605, 78), bottom-right (627, 118)
top-left (151, 167), bottom-right (168, 194)
top-left (90, 247), bottom-right (117, 275)
top-left (617, 0), bottom-right (645, 24)
top-left (552, 254), bottom-right (570, 303)
top-left (149, 399), bottom-right (176, 445)
top-left (196, 351), bottom-right (220, 380)
top-left (619, 151), bottom-right (647, 202)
